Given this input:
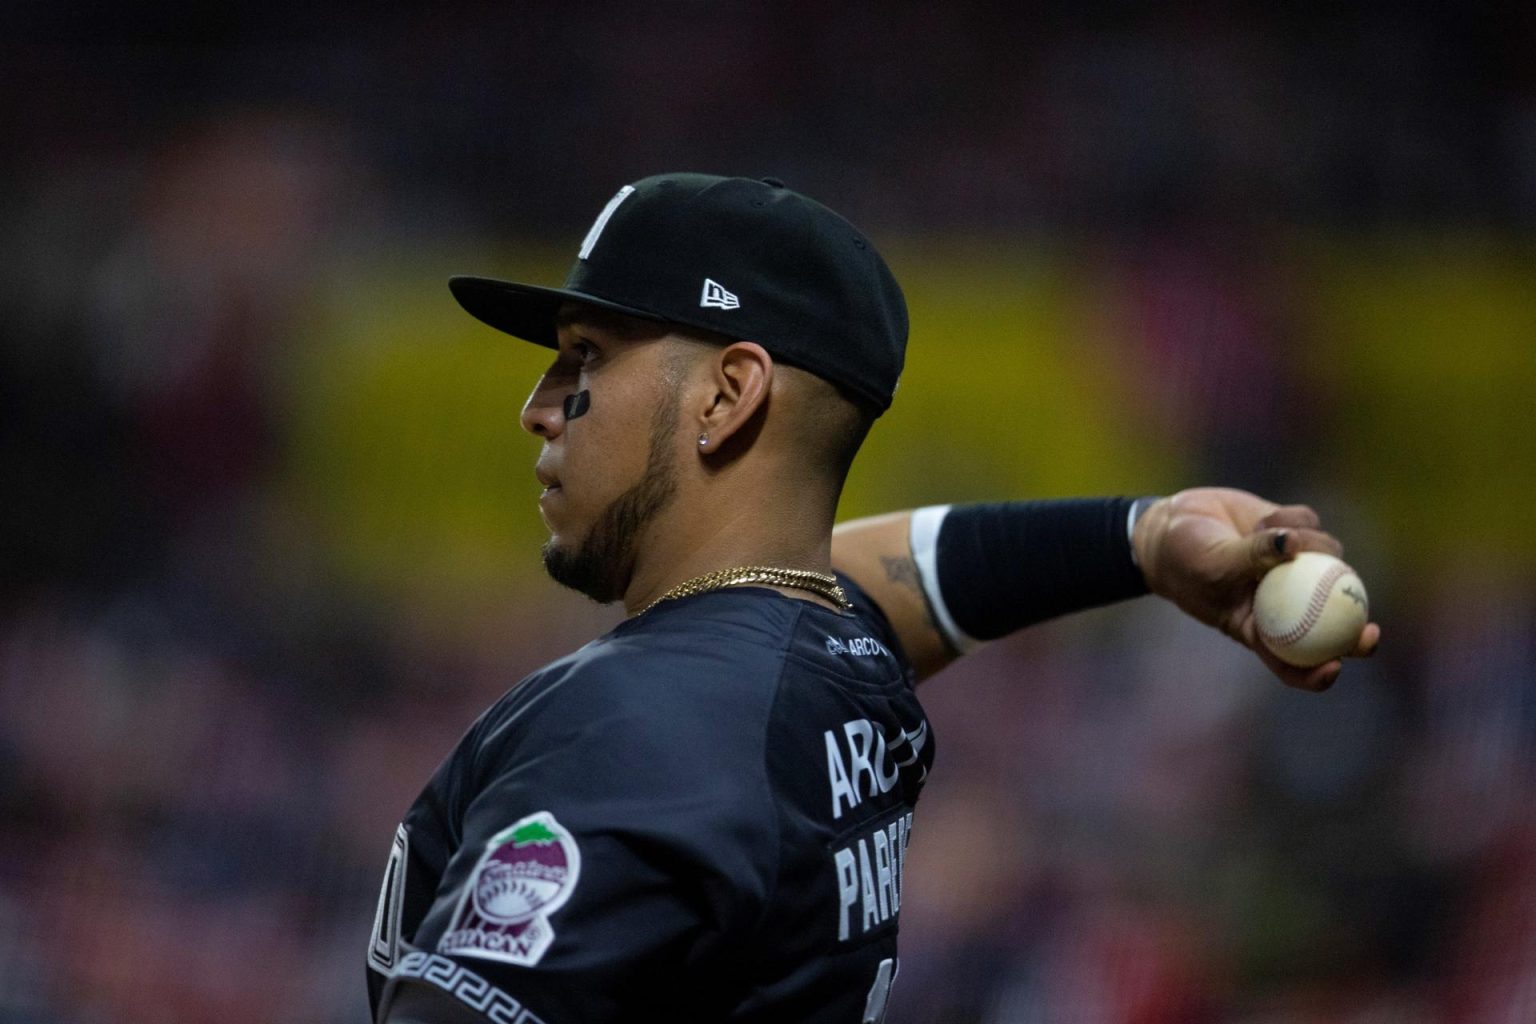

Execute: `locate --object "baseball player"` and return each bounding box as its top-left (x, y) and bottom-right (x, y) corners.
top-left (367, 173), bottom-right (1379, 1023)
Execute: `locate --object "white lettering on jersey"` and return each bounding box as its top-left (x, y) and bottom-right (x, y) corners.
top-left (857, 840), bottom-right (880, 931)
top-left (825, 635), bottom-right (890, 657)
top-left (863, 957), bottom-right (899, 1024)
top-left (871, 826), bottom-right (894, 920)
top-left (826, 729), bottom-right (858, 819)
top-left (845, 720), bottom-right (876, 800)
top-left (826, 717), bottom-right (906, 819)
top-left (834, 812), bottom-right (914, 942)
top-left (834, 846), bottom-right (859, 941)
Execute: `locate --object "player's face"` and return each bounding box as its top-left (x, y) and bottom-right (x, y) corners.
top-left (521, 305), bottom-right (688, 603)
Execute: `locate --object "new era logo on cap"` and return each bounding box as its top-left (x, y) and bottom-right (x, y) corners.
top-left (700, 278), bottom-right (739, 310)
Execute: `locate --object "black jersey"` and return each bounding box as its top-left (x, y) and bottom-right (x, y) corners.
top-left (366, 578), bottom-right (934, 1023)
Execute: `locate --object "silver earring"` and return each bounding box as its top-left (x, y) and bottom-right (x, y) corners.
top-left (697, 433), bottom-right (709, 447)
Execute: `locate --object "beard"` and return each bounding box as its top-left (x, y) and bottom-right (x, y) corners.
top-left (540, 401), bottom-right (679, 604)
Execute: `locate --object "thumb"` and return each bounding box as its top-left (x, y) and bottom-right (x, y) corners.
top-left (1249, 528), bottom-right (1293, 578)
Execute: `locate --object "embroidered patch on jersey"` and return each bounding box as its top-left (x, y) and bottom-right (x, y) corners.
top-left (439, 811), bottom-right (581, 967)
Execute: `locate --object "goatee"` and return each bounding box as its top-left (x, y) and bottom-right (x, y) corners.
top-left (541, 402), bottom-right (678, 604)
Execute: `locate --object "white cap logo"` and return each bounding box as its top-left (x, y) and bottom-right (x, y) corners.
top-left (700, 278), bottom-right (740, 310)
top-left (577, 185), bottom-right (635, 261)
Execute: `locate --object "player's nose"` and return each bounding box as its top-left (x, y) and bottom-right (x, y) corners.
top-left (520, 375), bottom-right (566, 439)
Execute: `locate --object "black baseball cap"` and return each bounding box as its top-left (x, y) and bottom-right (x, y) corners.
top-left (449, 173), bottom-right (908, 414)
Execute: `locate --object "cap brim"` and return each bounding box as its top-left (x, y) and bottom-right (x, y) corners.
top-left (448, 276), bottom-right (666, 348)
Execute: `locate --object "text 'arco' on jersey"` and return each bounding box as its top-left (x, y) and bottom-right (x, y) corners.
top-left (824, 717), bottom-right (929, 820)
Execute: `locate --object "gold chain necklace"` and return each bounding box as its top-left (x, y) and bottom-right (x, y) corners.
top-left (641, 565), bottom-right (851, 615)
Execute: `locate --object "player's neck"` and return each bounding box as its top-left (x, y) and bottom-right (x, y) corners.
top-left (622, 485), bottom-right (838, 616)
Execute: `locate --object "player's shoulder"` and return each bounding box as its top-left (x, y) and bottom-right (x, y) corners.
top-left (620, 577), bottom-right (910, 689)
top-left (466, 600), bottom-right (787, 770)
top-left (625, 578), bottom-right (910, 692)
top-left (560, 595), bottom-right (799, 706)
top-left (473, 581), bottom-right (909, 753)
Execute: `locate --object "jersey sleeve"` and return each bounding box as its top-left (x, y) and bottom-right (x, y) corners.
top-left (381, 665), bottom-right (780, 1023)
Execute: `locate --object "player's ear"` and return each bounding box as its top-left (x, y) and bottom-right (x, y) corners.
top-left (697, 341), bottom-right (773, 455)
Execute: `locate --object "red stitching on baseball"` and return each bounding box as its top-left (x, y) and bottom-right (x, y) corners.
top-left (1262, 562), bottom-right (1348, 647)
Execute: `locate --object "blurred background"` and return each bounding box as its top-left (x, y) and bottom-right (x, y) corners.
top-left (3, 2), bottom-right (1535, 1021)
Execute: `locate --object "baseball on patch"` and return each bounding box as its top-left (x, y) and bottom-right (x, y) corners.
top-left (1253, 551), bottom-right (1369, 668)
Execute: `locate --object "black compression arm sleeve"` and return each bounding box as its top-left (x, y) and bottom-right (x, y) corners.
top-left (935, 498), bottom-right (1151, 642)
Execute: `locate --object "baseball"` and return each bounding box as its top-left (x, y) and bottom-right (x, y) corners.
top-left (1253, 551), bottom-right (1369, 668)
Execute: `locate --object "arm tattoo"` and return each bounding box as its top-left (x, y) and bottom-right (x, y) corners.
top-left (881, 555), bottom-right (937, 631)
top-left (880, 555), bottom-right (920, 590)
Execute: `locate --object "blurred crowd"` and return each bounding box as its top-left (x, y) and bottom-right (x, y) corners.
top-left (4, 4), bottom-right (1536, 1022)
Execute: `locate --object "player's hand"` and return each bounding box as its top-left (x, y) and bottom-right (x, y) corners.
top-left (1131, 488), bottom-right (1381, 691)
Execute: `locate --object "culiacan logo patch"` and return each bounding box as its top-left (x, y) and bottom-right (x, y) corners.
top-left (438, 811), bottom-right (581, 967)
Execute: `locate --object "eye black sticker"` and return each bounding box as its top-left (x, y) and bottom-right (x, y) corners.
top-left (563, 390), bottom-right (591, 420)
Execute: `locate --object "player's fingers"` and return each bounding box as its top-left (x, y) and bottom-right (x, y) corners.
top-left (1256, 642), bottom-right (1341, 692)
top-left (1247, 527), bottom-right (1344, 577)
top-left (1349, 622), bottom-right (1382, 658)
top-left (1257, 504), bottom-right (1321, 531)
top-left (1248, 528), bottom-right (1292, 575)
top-left (1292, 660), bottom-right (1342, 692)
top-left (1283, 527), bottom-right (1344, 559)
top-left (1234, 611), bottom-right (1341, 691)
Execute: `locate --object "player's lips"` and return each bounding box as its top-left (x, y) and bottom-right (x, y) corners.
top-left (535, 465), bottom-right (563, 516)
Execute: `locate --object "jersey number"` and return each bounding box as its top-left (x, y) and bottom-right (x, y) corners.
top-left (862, 957), bottom-right (898, 1024)
top-left (368, 824), bottom-right (408, 973)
